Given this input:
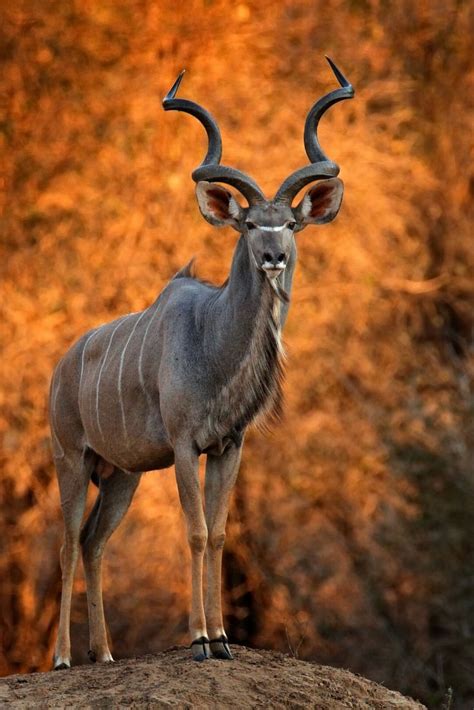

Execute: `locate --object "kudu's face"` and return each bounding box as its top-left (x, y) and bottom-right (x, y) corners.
top-left (196, 179), bottom-right (344, 280)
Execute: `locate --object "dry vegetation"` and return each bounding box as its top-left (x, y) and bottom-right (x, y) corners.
top-left (1, 1), bottom-right (473, 708)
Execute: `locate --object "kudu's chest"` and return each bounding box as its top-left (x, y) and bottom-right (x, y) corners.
top-left (196, 292), bottom-right (284, 455)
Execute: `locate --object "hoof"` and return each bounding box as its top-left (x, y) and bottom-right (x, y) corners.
top-left (210, 635), bottom-right (233, 660)
top-left (191, 636), bottom-right (210, 661)
top-left (88, 650), bottom-right (114, 664)
top-left (53, 656), bottom-right (71, 671)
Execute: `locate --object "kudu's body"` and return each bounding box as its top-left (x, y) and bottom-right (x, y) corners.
top-left (50, 58), bottom-right (354, 669)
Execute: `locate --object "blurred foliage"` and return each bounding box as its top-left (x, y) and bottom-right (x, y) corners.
top-left (0, 1), bottom-right (473, 707)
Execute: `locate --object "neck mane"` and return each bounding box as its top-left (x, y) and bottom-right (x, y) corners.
top-left (203, 236), bottom-right (291, 445)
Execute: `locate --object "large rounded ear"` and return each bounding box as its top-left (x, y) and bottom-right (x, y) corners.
top-left (294, 178), bottom-right (344, 230)
top-left (195, 181), bottom-right (243, 231)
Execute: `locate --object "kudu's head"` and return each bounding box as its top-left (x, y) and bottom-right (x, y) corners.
top-left (163, 57), bottom-right (353, 285)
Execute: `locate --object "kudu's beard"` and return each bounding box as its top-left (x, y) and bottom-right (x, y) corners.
top-left (265, 271), bottom-right (290, 304)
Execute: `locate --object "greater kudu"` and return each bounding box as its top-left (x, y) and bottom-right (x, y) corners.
top-left (50, 57), bottom-right (354, 669)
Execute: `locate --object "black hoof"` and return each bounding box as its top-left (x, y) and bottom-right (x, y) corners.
top-left (210, 635), bottom-right (233, 660)
top-left (53, 662), bottom-right (70, 671)
top-left (191, 636), bottom-right (210, 661)
top-left (88, 650), bottom-right (97, 663)
top-left (53, 656), bottom-right (71, 670)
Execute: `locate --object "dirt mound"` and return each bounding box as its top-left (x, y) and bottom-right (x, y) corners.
top-left (0, 646), bottom-right (425, 709)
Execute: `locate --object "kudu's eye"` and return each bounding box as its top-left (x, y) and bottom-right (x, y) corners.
top-left (288, 221), bottom-right (297, 230)
top-left (245, 221), bottom-right (257, 230)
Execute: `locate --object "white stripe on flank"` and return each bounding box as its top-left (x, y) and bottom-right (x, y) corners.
top-left (79, 330), bottom-right (99, 391)
top-left (138, 306), bottom-right (160, 395)
top-left (118, 311), bottom-right (147, 442)
top-left (51, 363), bottom-right (65, 457)
top-left (80, 313), bottom-right (136, 388)
top-left (95, 318), bottom-right (130, 440)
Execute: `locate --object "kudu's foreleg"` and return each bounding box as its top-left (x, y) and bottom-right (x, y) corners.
top-left (53, 451), bottom-right (90, 670)
top-left (204, 444), bottom-right (241, 660)
top-left (80, 467), bottom-right (140, 663)
top-left (174, 443), bottom-right (209, 660)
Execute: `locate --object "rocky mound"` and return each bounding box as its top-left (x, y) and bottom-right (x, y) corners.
top-left (0, 646), bottom-right (425, 709)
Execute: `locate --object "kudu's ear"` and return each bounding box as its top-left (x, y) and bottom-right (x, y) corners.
top-left (294, 178), bottom-right (344, 229)
top-left (196, 181), bottom-right (243, 231)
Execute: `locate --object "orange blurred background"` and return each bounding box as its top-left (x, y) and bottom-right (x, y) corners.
top-left (1, 1), bottom-right (473, 707)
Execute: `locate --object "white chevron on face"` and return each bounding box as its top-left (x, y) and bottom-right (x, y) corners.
top-left (258, 224), bottom-right (287, 232)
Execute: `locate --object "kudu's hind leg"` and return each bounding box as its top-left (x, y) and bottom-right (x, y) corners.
top-left (80, 467), bottom-right (141, 663)
top-left (54, 450), bottom-right (90, 670)
top-left (204, 445), bottom-right (241, 660)
top-left (174, 443), bottom-right (209, 660)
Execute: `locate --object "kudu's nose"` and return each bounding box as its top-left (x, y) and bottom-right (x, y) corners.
top-left (262, 252), bottom-right (287, 268)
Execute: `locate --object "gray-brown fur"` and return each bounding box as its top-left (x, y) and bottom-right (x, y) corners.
top-left (50, 234), bottom-right (290, 473)
top-left (51, 61), bottom-right (352, 669)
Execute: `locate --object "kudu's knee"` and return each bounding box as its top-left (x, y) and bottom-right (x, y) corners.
top-left (208, 532), bottom-right (226, 551)
top-left (189, 529), bottom-right (208, 554)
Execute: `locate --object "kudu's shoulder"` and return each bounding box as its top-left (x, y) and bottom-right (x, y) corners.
top-left (160, 268), bottom-right (222, 316)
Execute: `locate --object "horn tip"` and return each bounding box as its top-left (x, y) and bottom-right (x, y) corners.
top-left (163, 69), bottom-right (186, 107)
top-left (324, 55), bottom-right (353, 94)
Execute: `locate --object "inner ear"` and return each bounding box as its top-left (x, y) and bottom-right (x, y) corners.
top-left (295, 178), bottom-right (344, 227)
top-left (196, 181), bottom-right (243, 229)
top-left (207, 187), bottom-right (235, 220)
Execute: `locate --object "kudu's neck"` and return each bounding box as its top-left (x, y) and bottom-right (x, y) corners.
top-left (226, 235), bottom-right (265, 317)
top-left (227, 233), bottom-right (296, 324)
top-left (206, 235), bottom-right (296, 370)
